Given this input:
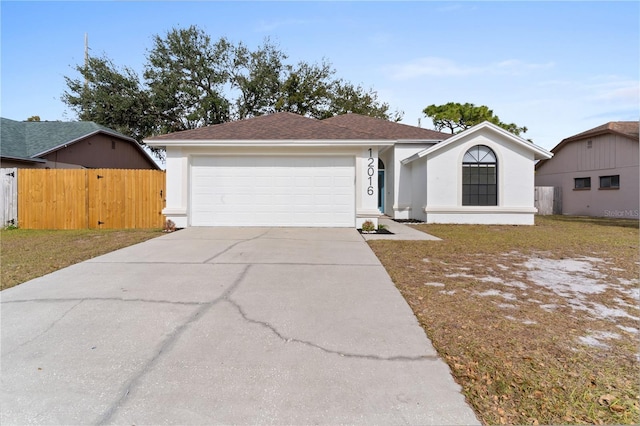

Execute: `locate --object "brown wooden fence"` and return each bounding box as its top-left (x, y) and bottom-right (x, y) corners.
top-left (18, 169), bottom-right (166, 229)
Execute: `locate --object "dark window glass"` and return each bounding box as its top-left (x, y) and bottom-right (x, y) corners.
top-left (462, 145), bottom-right (497, 206)
top-left (574, 177), bottom-right (591, 189)
top-left (599, 175), bottom-right (620, 189)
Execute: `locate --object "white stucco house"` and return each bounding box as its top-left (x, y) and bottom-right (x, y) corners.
top-left (146, 112), bottom-right (552, 228)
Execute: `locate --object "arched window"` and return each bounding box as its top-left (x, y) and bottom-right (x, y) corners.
top-left (462, 145), bottom-right (497, 206)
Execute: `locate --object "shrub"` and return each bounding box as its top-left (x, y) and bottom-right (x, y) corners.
top-left (361, 220), bottom-right (375, 232)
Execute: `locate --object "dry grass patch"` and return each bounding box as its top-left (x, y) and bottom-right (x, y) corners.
top-left (1, 228), bottom-right (162, 290)
top-left (369, 216), bottom-right (639, 425)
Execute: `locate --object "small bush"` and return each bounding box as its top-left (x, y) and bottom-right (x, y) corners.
top-left (361, 220), bottom-right (375, 232)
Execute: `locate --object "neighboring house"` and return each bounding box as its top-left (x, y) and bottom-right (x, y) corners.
top-left (146, 112), bottom-right (552, 228)
top-left (535, 121), bottom-right (639, 219)
top-left (0, 118), bottom-right (160, 170)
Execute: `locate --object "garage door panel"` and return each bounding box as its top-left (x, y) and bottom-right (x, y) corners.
top-left (191, 156), bottom-right (355, 227)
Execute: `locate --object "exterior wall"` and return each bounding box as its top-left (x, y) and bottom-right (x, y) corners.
top-left (426, 212), bottom-right (535, 225)
top-left (422, 128), bottom-right (537, 225)
top-left (40, 134), bottom-right (158, 169)
top-left (355, 146), bottom-right (380, 228)
top-left (410, 161), bottom-right (428, 221)
top-left (391, 143), bottom-right (435, 219)
top-left (163, 145), bottom-right (382, 228)
top-left (163, 147), bottom-right (189, 228)
top-left (535, 134), bottom-right (639, 218)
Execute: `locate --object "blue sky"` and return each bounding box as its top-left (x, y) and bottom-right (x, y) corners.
top-left (1, 1), bottom-right (638, 150)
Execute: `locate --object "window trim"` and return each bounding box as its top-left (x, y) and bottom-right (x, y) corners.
top-left (599, 175), bottom-right (620, 190)
top-left (573, 177), bottom-right (591, 191)
top-left (462, 145), bottom-right (498, 206)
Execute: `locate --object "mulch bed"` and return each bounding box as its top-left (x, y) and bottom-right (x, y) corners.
top-left (358, 228), bottom-right (394, 235)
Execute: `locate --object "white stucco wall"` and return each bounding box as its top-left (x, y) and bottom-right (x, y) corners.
top-left (410, 161), bottom-right (428, 222)
top-left (420, 128), bottom-right (539, 225)
top-left (163, 147), bottom-right (189, 228)
top-left (391, 143), bottom-right (435, 219)
top-left (355, 146), bottom-right (381, 228)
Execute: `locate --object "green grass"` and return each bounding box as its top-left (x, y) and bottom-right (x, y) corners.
top-left (368, 215), bottom-right (639, 425)
top-left (1, 228), bottom-right (162, 290)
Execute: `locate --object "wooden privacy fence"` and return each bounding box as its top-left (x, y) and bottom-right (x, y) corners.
top-left (18, 169), bottom-right (166, 229)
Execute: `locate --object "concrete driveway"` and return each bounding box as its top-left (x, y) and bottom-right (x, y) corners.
top-left (1, 227), bottom-right (478, 425)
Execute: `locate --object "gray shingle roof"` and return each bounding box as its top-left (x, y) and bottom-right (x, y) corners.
top-left (323, 113), bottom-right (452, 140)
top-left (146, 112), bottom-right (452, 142)
top-left (0, 118), bottom-right (28, 160)
top-left (1, 118), bottom-right (138, 160)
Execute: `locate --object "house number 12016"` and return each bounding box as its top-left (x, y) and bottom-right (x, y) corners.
top-left (367, 148), bottom-right (375, 196)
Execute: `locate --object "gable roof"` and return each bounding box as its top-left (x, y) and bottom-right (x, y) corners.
top-left (145, 112), bottom-right (451, 145)
top-left (561, 121), bottom-right (638, 144)
top-left (402, 121), bottom-right (553, 164)
top-left (1, 118), bottom-right (158, 167)
top-left (535, 121), bottom-right (638, 170)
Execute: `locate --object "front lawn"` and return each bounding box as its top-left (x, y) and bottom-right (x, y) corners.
top-left (1, 228), bottom-right (162, 290)
top-left (368, 215), bottom-right (639, 425)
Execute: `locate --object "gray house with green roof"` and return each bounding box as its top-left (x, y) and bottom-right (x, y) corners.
top-left (0, 118), bottom-right (159, 169)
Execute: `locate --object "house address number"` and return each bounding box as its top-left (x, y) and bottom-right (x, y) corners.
top-left (367, 148), bottom-right (375, 196)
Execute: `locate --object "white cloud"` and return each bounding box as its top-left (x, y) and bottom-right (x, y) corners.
top-left (539, 75), bottom-right (639, 104)
top-left (586, 78), bottom-right (639, 104)
top-left (387, 57), bottom-right (554, 80)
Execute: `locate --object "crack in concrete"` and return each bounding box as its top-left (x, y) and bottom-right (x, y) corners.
top-left (2, 299), bottom-right (84, 357)
top-left (95, 264), bottom-right (252, 425)
top-left (224, 297), bottom-right (438, 362)
top-left (202, 230), bottom-right (271, 263)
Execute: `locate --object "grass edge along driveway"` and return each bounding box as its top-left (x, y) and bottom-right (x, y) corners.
top-left (1, 228), bottom-right (162, 291)
top-left (368, 215), bottom-right (639, 425)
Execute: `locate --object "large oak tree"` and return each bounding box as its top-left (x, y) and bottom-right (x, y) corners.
top-left (63, 25), bottom-right (403, 157)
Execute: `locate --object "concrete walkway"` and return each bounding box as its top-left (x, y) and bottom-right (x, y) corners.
top-left (1, 227), bottom-right (477, 425)
top-left (361, 218), bottom-right (441, 241)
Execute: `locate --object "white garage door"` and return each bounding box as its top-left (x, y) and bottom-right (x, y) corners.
top-left (191, 156), bottom-right (355, 227)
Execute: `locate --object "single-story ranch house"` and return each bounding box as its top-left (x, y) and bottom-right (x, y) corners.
top-left (146, 112), bottom-right (552, 228)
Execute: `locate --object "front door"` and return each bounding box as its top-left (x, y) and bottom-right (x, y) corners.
top-left (378, 170), bottom-right (385, 213)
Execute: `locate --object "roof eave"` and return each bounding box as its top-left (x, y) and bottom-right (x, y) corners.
top-left (550, 129), bottom-right (639, 154)
top-left (563, 127), bottom-right (639, 144)
top-left (33, 129), bottom-right (135, 157)
top-left (144, 139), bottom-right (395, 147)
top-left (395, 139), bottom-right (444, 144)
top-left (34, 130), bottom-right (160, 170)
top-left (0, 155), bottom-right (47, 164)
top-left (402, 121), bottom-right (553, 164)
